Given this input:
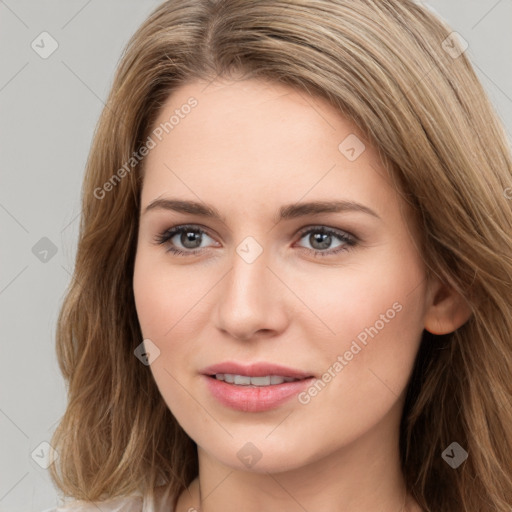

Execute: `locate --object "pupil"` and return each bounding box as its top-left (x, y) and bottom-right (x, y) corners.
top-left (311, 233), bottom-right (330, 250)
top-left (182, 231), bottom-right (201, 249)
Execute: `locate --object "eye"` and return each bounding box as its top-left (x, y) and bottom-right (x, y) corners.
top-left (294, 226), bottom-right (357, 257)
top-left (154, 224), bottom-right (358, 257)
top-left (153, 224), bottom-right (218, 255)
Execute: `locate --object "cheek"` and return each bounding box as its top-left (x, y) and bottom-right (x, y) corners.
top-left (133, 251), bottom-right (203, 416)
top-left (132, 249), bottom-right (218, 406)
top-left (133, 248), bottom-right (209, 340)
top-left (300, 252), bottom-right (426, 417)
top-left (299, 253), bottom-right (425, 348)
top-left (133, 255), bottom-right (165, 339)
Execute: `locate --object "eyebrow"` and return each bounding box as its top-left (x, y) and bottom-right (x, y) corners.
top-left (143, 198), bottom-right (380, 222)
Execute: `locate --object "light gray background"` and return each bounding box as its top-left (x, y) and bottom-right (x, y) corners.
top-left (1, 1), bottom-right (511, 511)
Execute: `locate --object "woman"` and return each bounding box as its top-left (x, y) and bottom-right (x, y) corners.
top-left (48, 1), bottom-right (512, 511)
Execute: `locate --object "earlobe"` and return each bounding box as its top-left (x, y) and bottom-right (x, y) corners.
top-left (423, 278), bottom-right (473, 335)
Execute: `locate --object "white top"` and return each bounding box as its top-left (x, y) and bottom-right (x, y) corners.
top-left (43, 485), bottom-right (175, 512)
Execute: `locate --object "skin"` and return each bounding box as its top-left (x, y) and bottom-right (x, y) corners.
top-left (132, 77), bottom-right (472, 512)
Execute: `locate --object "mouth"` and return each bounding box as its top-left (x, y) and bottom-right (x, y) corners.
top-left (201, 361), bottom-right (314, 383)
top-left (201, 362), bottom-right (315, 412)
top-left (206, 373), bottom-right (308, 387)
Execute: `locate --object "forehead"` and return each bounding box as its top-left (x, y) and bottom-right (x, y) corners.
top-left (149, 77), bottom-right (373, 161)
top-left (141, 78), bottom-right (407, 229)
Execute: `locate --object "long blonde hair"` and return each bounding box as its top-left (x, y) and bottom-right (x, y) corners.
top-left (49, 1), bottom-right (512, 510)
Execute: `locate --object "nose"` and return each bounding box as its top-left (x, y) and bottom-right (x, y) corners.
top-left (213, 246), bottom-right (290, 341)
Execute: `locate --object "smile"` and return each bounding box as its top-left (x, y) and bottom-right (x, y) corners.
top-left (213, 373), bottom-right (301, 386)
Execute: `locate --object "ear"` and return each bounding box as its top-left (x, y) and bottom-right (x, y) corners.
top-left (423, 275), bottom-right (473, 335)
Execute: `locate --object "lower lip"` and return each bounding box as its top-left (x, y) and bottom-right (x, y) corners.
top-left (203, 375), bottom-right (314, 412)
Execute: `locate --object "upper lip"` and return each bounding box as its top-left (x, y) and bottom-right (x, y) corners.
top-left (201, 361), bottom-right (314, 379)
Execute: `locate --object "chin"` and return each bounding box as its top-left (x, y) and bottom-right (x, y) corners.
top-left (197, 434), bottom-right (325, 475)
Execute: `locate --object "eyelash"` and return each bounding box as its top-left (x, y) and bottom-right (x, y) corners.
top-left (153, 224), bottom-right (358, 258)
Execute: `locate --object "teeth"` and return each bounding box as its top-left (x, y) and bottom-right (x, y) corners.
top-left (249, 376), bottom-right (271, 386)
top-left (234, 375), bottom-right (251, 385)
top-left (270, 375), bottom-right (285, 385)
top-left (214, 374), bottom-right (300, 386)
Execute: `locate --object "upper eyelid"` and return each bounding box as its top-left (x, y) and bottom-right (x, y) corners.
top-left (296, 225), bottom-right (355, 237)
top-left (165, 224), bottom-right (219, 242)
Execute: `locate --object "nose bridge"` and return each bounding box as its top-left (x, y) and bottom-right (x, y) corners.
top-left (225, 239), bottom-right (271, 313)
top-left (231, 242), bottom-right (267, 300)
top-left (214, 236), bottom-right (287, 339)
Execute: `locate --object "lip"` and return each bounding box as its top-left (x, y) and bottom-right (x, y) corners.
top-left (201, 361), bottom-right (315, 413)
top-left (201, 361), bottom-right (314, 380)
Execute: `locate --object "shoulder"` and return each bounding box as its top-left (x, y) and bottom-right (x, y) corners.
top-left (45, 486), bottom-right (174, 512)
top-left (45, 493), bottom-right (143, 512)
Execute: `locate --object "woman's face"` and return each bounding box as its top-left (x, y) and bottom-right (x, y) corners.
top-left (133, 77), bottom-right (431, 472)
